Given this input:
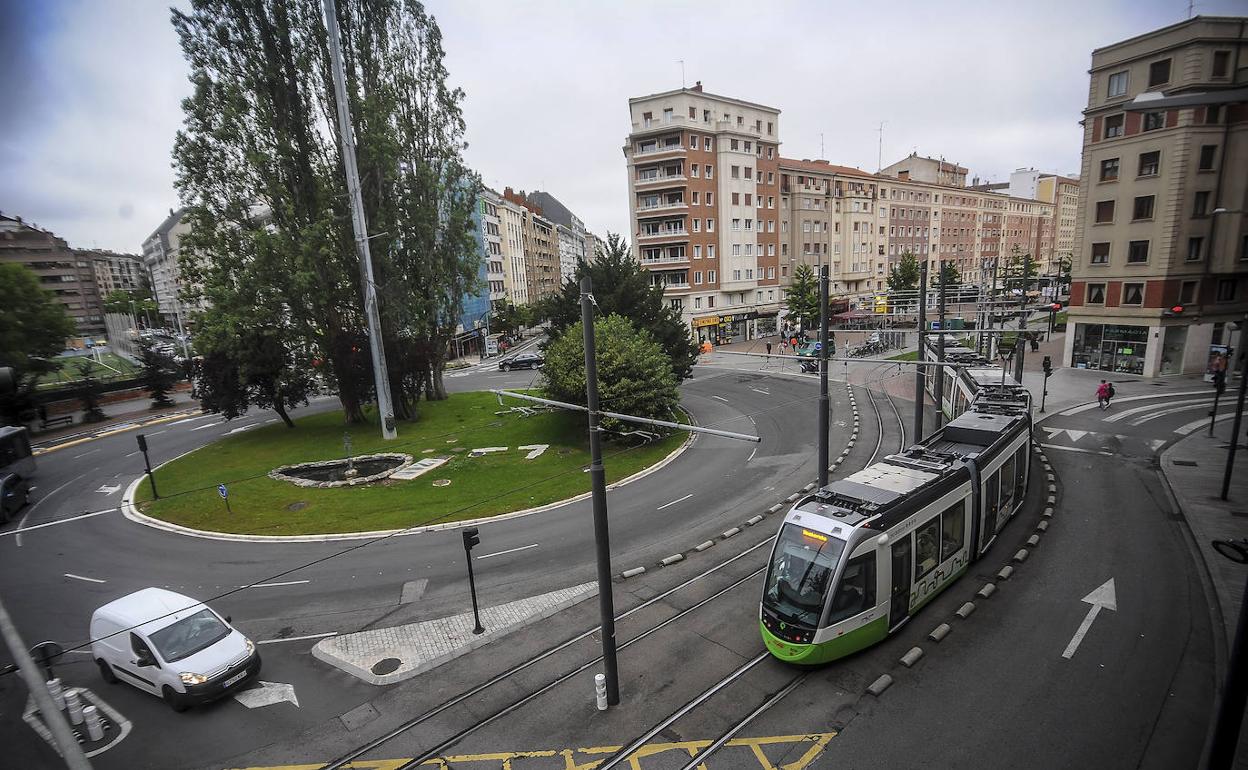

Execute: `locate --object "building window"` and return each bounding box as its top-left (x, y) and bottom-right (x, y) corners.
top-left (1187, 237), bottom-right (1203, 262)
top-left (1179, 280), bottom-right (1198, 304)
top-left (1100, 158), bottom-right (1119, 181)
top-left (694, 271), bottom-right (703, 284)
top-left (1199, 145), bottom-right (1217, 170)
top-left (691, 165), bottom-right (699, 178)
top-left (707, 245), bottom-right (715, 258)
top-left (1104, 114), bottom-right (1124, 139)
top-left (692, 219), bottom-right (700, 232)
top-left (745, 167), bottom-right (753, 180)
top-left (1127, 240), bottom-right (1149, 264)
top-left (1091, 242), bottom-right (1110, 264)
top-left (708, 270), bottom-right (716, 282)
top-left (1132, 195), bottom-right (1155, 221)
top-left (1142, 111), bottom-right (1165, 132)
top-left (730, 139), bottom-right (739, 151)
top-left (1138, 151), bottom-right (1160, 177)
top-left (1095, 200), bottom-right (1115, 224)
top-left (1212, 50), bottom-right (1230, 78)
top-left (731, 193), bottom-right (740, 205)
top-left (706, 192), bottom-right (713, 206)
top-left (693, 245), bottom-right (702, 259)
top-left (689, 134), bottom-right (698, 149)
top-left (1193, 191), bottom-right (1210, 217)
top-left (1107, 70), bottom-right (1128, 98)
top-left (704, 137), bottom-right (712, 151)
top-left (706, 165), bottom-right (713, 179)
top-left (692, 191), bottom-right (700, 204)
top-left (1206, 105), bottom-right (1223, 125)
top-left (732, 218), bottom-right (740, 230)
top-left (706, 219), bottom-right (714, 232)
top-left (1122, 282), bottom-right (1144, 305)
top-left (1087, 283), bottom-right (1106, 304)
top-left (1148, 58), bottom-right (1171, 88)
top-left (694, 297), bottom-right (701, 309)
top-left (670, 298), bottom-right (682, 310)
top-left (1217, 279), bottom-right (1237, 303)
top-left (731, 165), bottom-right (740, 179)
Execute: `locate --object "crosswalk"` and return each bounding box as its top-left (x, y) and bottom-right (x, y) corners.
top-left (1040, 390), bottom-right (1230, 457)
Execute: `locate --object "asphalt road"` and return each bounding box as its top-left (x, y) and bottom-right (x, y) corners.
top-left (0, 363), bottom-right (1219, 769)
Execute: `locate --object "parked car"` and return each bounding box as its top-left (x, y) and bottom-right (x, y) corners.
top-left (90, 588), bottom-right (260, 712)
top-left (498, 352), bottom-right (544, 371)
top-left (0, 473), bottom-right (29, 523)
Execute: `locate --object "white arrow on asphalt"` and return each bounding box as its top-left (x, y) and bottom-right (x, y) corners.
top-left (233, 680), bottom-right (299, 709)
top-left (95, 484), bottom-right (121, 495)
top-left (1062, 578), bottom-right (1116, 659)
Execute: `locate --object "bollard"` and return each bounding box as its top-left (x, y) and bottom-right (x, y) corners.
top-left (47, 678), bottom-right (65, 710)
top-left (64, 687), bottom-right (84, 725)
top-left (595, 673), bottom-right (608, 711)
top-left (83, 705), bottom-right (104, 742)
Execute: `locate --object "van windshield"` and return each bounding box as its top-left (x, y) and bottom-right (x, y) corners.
top-left (148, 609), bottom-right (230, 663)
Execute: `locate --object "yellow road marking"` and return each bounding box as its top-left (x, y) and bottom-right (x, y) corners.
top-left (228, 733), bottom-right (837, 770)
top-left (32, 410), bottom-right (203, 456)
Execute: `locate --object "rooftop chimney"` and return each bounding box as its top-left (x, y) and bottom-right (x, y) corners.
top-left (692, 81), bottom-right (703, 92)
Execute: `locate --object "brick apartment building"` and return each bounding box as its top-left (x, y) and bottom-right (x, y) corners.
top-left (0, 212), bottom-right (105, 343)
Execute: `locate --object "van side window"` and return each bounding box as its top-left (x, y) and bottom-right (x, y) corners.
top-left (131, 633), bottom-right (153, 659)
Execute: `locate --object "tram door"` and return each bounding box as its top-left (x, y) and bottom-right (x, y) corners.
top-left (888, 536), bottom-right (912, 629)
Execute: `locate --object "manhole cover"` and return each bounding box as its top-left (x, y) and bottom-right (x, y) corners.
top-left (370, 658), bottom-right (401, 676)
top-left (433, 479), bottom-right (451, 487)
top-left (286, 501), bottom-right (309, 512)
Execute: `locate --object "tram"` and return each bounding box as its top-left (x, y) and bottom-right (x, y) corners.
top-left (760, 382), bottom-right (1033, 664)
top-left (920, 335), bottom-right (1023, 421)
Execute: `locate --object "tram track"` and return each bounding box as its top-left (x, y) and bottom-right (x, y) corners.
top-left (863, 361), bottom-right (908, 465)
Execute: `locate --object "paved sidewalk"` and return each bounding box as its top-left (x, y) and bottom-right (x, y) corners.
top-left (313, 582), bottom-right (597, 685)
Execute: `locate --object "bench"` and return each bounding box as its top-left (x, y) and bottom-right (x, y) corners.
top-left (40, 415), bottom-right (73, 430)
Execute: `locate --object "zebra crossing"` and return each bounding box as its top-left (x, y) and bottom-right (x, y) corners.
top-left (1040, 390), bottom-right (1228, 456)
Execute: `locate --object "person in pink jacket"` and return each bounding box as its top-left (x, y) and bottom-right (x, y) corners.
top-left (1096, 380), bottom-right (1111, 410)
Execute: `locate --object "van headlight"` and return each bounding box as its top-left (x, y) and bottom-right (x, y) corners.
top-left (245, 638), bottom-right (255, 655)
top-left (180, 672), bottom-right (208, 685)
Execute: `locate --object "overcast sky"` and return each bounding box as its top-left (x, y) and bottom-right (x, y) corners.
top-left (1, 0), bottom-right (1241, 253)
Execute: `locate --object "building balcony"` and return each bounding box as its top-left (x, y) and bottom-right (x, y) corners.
top-left (640, 254), bottom-right (690, 266)
top-left (638, 229), bottom-right (689, 242)
top-left (634, 174), bottom-right (687, 189)
top-left (633, 144), bottom-right (687, 158)
top-left (654, 282), bottom-right (691, 292)
top-left (636, 201), bottom-right (688, 214)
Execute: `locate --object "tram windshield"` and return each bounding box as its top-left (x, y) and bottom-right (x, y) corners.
top-left (762, 523), bottom-right (845, 627)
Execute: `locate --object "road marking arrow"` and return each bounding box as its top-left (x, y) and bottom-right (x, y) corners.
top-left (233, 680), bottom-right (299, 709)
top-left (1062, 578), bottom-right (1116, 659)
top-left (518, 443), bottom-right (549, 459)
top-left (95, 484), bottom-right (121, 495)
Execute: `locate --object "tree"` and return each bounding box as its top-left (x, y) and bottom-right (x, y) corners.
top-left (540, 314), bottom-right (678, 438)
top-left (102, 289), bottom-right (158, 320)
top-left (784, 263), bottom-right (820, 333)
top-left (544, 233), bottom-right (698, 380)
top-left (74, 361), bottom-right (106, 422)
top-left (1002, 246), bottom-right (1039, 290)
top-left (138, 341), bottom-right (179, 408)
top-left (0, 263), bottom-right (76, 425)
top-left (887, 252), bottom-right (920, 293)
top-left (938, 261), bottom-right (961, 289)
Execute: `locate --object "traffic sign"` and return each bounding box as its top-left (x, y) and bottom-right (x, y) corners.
top-left (814, 342), bottom-right (822, 351)
top-left (218, 484), bottom-right (228, 499)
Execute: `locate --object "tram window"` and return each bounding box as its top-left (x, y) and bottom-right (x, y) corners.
top-left (828, 552), bottom-right (877, 624)
top-left (914, 517), bottom-right (941, 580)
top-left (940, 500), bottom-right (966, 561)
top-left (1012, 445), bottom-right (1027, 504)
top-left (984, 473), bottom-right (1000, 534)
top-left (999, 456), bottom-right (1015, 510)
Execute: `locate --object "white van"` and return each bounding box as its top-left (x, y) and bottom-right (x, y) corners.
top-left (90, 588), bottom-right (260, 712)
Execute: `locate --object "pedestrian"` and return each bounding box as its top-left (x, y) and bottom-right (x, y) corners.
top-left (1105, 380), bottom-right (1116, 409)
top-left (1096, 380), bottom-right (1110, 410)
top-left (1029, 333), bottom-right (1039, 353)
top-left (766, 341), bottom-right (773, 357)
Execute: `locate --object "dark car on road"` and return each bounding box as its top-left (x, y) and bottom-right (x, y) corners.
top-left (498, 352), bottom-right (544, 371)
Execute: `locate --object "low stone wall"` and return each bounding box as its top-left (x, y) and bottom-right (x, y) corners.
top-left (269, 453), bottom-right (415, 488)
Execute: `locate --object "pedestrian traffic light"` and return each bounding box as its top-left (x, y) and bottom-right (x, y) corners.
top-left (136, 433), bottom-right (148, 452)
top-left (1042, 356), bottom-right (1053, 377)
top-left (1214, 369), bottom-right (1226, 395)
top-left (1163, 305), bottom-right (1185, 317)
top-left (462, 527), bottom-right (480, 551)
top-left (1050, 302), bottom-right (1063, 312)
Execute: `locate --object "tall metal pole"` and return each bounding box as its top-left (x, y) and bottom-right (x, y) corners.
top-left (1014, 253), bottom-right (1031, 383)
top-left (818, 266), bottom-right (830, 488)
top-left (1222, 324), bottom-right (1248, 501)
top-left (913, 260), bottom-right (928, 442)
top-left (989, 258), bottom-right (1000, 360)
top-left (0, 594), bottom-right (93, 770)
top-left (323, 0), bottom-right (397, 440)
top-left (581, 277), bottom-right (619, 705)
top-left (933, 261), bottom-right (947, 428)
top-left (1209, 570), bottom-right (1248, 768)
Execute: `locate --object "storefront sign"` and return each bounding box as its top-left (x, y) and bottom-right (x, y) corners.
top-left (693, 316), bottom-right (720, 328)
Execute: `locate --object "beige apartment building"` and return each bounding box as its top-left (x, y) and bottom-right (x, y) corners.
top-left (624, 83), bottom-right (783, 344)
top-left (1065, 15), bottom-right (1247, 377)
top-left (0, 212), bottom-right (105, 342)
top-left (496, 195), bottom-right (530, 307)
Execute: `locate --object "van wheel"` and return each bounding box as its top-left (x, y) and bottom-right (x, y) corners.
top-left (96, 660), bottom-right (117, 684)
top-left (162, 686), bottom-right (189, 712)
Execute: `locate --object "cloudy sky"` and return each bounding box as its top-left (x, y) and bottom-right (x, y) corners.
top-left (1, 0), bottom-right (1241, 253)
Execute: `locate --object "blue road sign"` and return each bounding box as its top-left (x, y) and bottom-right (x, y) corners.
top-left (217, 484), bottom-right (228, 499)
top-left (814, 342), bottom-right (822, 351)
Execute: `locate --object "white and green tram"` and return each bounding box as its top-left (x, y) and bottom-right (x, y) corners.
top-left (760, 384), bottom-right (1033, 664)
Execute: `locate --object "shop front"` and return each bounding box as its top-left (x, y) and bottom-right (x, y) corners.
top-left (692, 310), bottom-right (778, 345)
top-left (1070, 323), bottom-right (1149, 375)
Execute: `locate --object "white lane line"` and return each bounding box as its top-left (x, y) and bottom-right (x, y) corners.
top-left (266, 418), bottom-right (280, 423)
top-left (64, 573), bottom-right (107, 584)
top-left (1058, 389), bottom-right (1210, 417)
top-left (475, 543), bottom-right (540, 560)
top-left (712, 395), bottom-right (729, 402)
top-left (749, 387), bottom-right (770, 395)
top-left (1103, 396), bottom-right (1211, 423)
top-left (1175, 411), bottom-right (1236, 436)
top-left (73, 449), bottom-right (99, 459)
top-left (228, 424), bottom-right (258, 434)
top-left (246, 580), bottom-right (311, 588)
top-left (1129, 402), bottom-right (1214, 426)
top-left (13, 476), bottom-right (78, 547)
top-left (148, 430), bottom-right (168, 437)
top-left (169, 414), bottom-right (216, 426)
top-left (1039, 443), bottom-right (1113, 457)
top-left (124, 451), bottom-right (139, 458)
top-left (657, 493), bottom-right (694, 510)
top-left (257, 631), bottom-right (338, 645)
top-left (190, 421), bottom-right (223, 431)
top-left (3, 509), bottom-right (115, 540)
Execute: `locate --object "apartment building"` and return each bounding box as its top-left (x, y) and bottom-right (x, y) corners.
top-left (974, 168), bottom-right (1080, 274)
top-left (1065, 15), bottom-right (1247, 377)
top-left (624, 83), bottom-right (782, 344)
top-left (526, 190), bottom-right (591, 283)
top-left (141, 207), bottom-right (207, 329)
top-left (881, 153), bottom-right (969, 187)
top-left (478, 189), bottom-right (507, 312)
top-left (496, 195), bottom-right (530, 307)
top-left (0, 212), bottom-right (105, 342)
top-left (84, 249), bottom-right (145, 295)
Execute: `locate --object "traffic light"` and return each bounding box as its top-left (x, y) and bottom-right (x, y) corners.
top-left (1163, 305), bottom-right (1185, 317)
top-left (1050, 302), bottom-right (1063, 312)
top-left (1042, 356), bottom-right (1053, 377)
top-left (1214, 369), bottom-right (1226, 395)
top-left (462, 527), bottom-right (480, 551)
